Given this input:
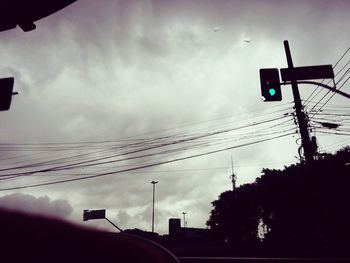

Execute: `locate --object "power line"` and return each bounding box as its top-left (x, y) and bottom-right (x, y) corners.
top-left (0, 125), bottom-right (295, 179)
top-left (0, 114), bottom-right (292, 176)
top-left (307, 58), bottom-right (350, 116)
top-left (304, 47), bottom-right (350, 106)
top-left (311, 74), bottom-right (350, 116)
top-left (0, 131), bottom-right (295, 191)
top-left (0, 102), bottom-right (293, 147)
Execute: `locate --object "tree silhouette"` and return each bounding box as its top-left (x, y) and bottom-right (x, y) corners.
top-left (207, 147), bottom-right (350, 257)
top-left (207, 183), bottom-right (261, 250)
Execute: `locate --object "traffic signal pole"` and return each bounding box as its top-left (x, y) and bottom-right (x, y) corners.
top-left (283, 40), bottom-right (314, 164)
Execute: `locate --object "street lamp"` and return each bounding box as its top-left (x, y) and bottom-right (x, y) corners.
top-left (151, 180), bottom-right (158, 233)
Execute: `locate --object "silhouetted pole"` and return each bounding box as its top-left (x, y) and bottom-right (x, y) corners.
top-left (105, 217), bottom-right (123, 232)
top-left (182, 212), bottom-right (187, 228)
top-left (151, 180), bottom-right (158, 233)
top-left (284, 40), bottom-right (314, 164)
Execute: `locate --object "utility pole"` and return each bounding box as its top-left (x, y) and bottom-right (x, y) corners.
top-left (283, 40), bottom-right (314, 164)
top-left (151, 180), bottom-right (158, 233)
top-left (260, 41), bottom-right (348, 162)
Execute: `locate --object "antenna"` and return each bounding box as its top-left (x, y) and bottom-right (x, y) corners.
top-left (231, 156), bottom-right (234, 175)
top-left (229, 156), bottom-right (237, 190)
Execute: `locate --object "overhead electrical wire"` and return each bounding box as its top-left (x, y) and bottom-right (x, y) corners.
top-left (2, 51), bottom-right (349, 191)
top-left (310, 74), bottom-right (350, 116)
top-left (0, 102), bottom-right (294, 147)
top-left (0, 131), bottom-right (295, 191)
top-left (0, 101), bottom-right (297, 190)
top-left (303, 49), bottom-right (350, 156)
top-left (0, 109), bottom-right (293, 173)
top-left (304, 47), bottom-right (350, 106)
top-left (321, 137), bottom-right (350, 152)
top-left (0, 127), bottom-right (296, 183)
top-left (0, 114), bottom-right (293, 177)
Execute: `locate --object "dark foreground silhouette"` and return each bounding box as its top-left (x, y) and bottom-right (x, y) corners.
top-left (0, 208), bottom-right (178, 263)
top-left (207, 147), bottom-right (350, 258)
top-left (0, 0), bottom-right (77, 32)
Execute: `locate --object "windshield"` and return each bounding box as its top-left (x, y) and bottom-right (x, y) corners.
top-left (0, 0), bottom-right (349, 260)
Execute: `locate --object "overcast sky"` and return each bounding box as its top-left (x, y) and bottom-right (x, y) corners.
top-left (0, 0), bottom-right (349, 234)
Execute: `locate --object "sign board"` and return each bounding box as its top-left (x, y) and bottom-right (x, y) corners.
top-left (83, 209), bottom-right (106, 221)
top-left (280, 65), bottom-right (334, 82)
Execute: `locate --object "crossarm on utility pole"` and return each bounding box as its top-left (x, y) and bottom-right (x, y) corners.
top-left (290, 81), bottom-right (350, 99)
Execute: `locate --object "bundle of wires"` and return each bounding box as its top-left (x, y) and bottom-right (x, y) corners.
top-left (0, 103), bottom-right (296, 191)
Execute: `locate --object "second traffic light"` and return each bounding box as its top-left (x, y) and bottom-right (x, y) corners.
top-left (260, 68), bottom-right (282, 101)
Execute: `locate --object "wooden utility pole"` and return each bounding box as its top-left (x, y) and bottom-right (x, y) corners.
top-left (283, 40), bottom-right (314, 164)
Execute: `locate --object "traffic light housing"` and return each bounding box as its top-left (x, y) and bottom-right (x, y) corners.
top-left (0, 77), bottom-right (15, 111)
top-left (260, 68), bottom-right (282, 101)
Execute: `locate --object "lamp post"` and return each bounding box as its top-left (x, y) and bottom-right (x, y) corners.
top-left (151, 181), bottom-right (158, 233)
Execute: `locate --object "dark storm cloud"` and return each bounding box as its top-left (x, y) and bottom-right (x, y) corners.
top-left (0, 193), bottom-right (73, 218)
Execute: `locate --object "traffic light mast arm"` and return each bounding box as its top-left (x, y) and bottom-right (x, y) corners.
top-left (281, 80), bottom-right (350, 99)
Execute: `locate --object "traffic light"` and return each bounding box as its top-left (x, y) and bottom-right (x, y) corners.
top-left (260, 68), bottom-right (282, 101)
top-left (0, 77), bottom-right (15, 111)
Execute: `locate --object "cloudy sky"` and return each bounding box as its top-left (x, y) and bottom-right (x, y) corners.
top-left (0, 0), bottom-right (349, 234)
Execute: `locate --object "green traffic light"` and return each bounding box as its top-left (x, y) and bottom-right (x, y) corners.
top-left (269, 88), bottom-right (276, 96)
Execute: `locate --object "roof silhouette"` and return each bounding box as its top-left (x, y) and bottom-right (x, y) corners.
top-left (0, 0), bottom-right (76, 32)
